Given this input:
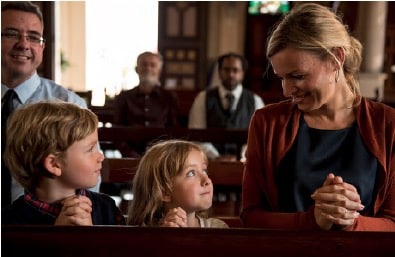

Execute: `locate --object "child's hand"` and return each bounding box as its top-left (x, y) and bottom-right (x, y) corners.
top-left (160, 207), bottom-right (187, 227)
top-left (55, 195), bottom-right (93, 226)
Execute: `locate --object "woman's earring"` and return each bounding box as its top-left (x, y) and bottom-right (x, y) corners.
top-left (335, 69), bottom-right (339, 83)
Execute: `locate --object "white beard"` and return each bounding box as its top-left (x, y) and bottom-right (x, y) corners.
top-left (139, 74), bottom-right (159, 85)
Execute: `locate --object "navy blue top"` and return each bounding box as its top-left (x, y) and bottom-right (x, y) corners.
top-left (2, 190), bottom-right (125, 225)
top-left (276, 117), bottom-right (378, 214)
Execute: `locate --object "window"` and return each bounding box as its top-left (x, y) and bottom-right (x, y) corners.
top-left (57, 1), bottom-right (158, 106)
top-left (248, 1), bottom-right (290, 15)
top-left (86, 1), bottom-right (158, 105)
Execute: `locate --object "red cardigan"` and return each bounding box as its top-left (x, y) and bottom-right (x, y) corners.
top-left (241, 97), bottom-right (395, 231)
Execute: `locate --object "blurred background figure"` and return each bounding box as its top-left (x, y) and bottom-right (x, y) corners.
top-left (188, 52), bottom-right (264, 161)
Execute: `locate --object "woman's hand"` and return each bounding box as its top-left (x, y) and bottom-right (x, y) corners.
top-left (160, 207), bottom-right (187, 227)
top-left (55, 195), bottom-right (93, 226)
top-left (311, 173), bottom-right (364, 230)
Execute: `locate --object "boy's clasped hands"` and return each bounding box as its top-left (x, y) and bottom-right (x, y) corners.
top-left (55, 195), bottom-right (93, 226)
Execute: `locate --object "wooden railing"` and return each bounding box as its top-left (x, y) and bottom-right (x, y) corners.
top-left (100, 158), bottom-right (244, 221)
top-left (3, 225), bottom-right (395, 257)
top-left (101, 158), bottom-right (244, 186)
top-left (98, 127), bottom-right (248, 144)
top-left (98, 127), bottom-right (248, 159)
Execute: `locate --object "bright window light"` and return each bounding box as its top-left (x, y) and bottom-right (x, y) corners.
top-left (86, 0), bottom-right (158, 106)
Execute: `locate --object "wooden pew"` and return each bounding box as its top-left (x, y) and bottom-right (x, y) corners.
top-left (3, 225), bottom-right (395, 257)
top-left (101, 158), bottom-right (244, 186)
top-left (91, 105), bottom-right (115, 124)
top-left (99, 127), bottom-right (247, 144)
top-left (90, 89), bottom-right (199, 127)
top-left (100, 158), bottom-right (244, 225)
top-left (98, 127), bottom-right (248, 160)
top-left (101, 158), bottom-right (139, 183)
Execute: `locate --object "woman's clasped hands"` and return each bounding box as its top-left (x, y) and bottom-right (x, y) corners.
top-left (311, 173), bottom-right (365, 230)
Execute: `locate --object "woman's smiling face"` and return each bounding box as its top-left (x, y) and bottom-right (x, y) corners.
top-left (270, 47), bottom-right (336, 112)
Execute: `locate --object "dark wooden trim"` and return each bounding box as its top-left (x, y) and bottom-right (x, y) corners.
top-left (3, 225), bottom-right (395, 257)
top-left (101, 158), bottom-right (138, 183)
top-left (98, 127), bottom-right (248, 160)
top-left (101, 158), bottom-right (244, 186)
top-left (34, 1), bottom-right (55, 80)
top-left (100, 158), bottom-right (244, 218)
top-left (98, 127), bottom-right (248, 144)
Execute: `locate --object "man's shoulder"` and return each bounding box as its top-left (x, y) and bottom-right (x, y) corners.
top-left (205, 87), bottom-right (219, 97)
top-left (206, 86), bottom-right (219, 93)
top-left (38, 77), bottom-right (87, 107)
top-left (117, 87), bottom-right (139, 97)
top-left (241, 87), bottom-right (258, 96)
top-left (40, 78), bottom-right (73, 95)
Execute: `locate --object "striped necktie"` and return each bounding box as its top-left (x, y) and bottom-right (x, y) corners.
top-left (225, 93), bottom-right (235, 115)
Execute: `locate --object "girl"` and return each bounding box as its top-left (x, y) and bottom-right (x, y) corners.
top-left (127, 139), bottom-right (229, 228)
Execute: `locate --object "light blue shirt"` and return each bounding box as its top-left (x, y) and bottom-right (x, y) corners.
top-left (1, 72), bottom-right (101, 201)
top-left (1, 72), bottom-right (87, 109)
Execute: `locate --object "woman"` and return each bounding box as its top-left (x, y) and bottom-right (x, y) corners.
top-left (241, 3), bottom-right (395, 231)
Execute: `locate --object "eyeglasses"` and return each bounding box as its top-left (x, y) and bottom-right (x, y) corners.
top-left (1, 30), bottom-right (46, 46)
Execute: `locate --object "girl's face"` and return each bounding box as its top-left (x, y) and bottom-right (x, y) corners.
top-left (57, 131), bottom-right (104, 190)
top-left (270, 47), bottom-right (336, 112)
top-left (167, 149), bottom-right (213, 213)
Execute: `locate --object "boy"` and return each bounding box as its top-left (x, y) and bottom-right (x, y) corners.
top-left (2, 101), bottom-right (125, 225)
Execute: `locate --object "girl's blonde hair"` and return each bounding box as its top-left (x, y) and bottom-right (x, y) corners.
top-left (4, 100), bottom-right (98, 191)
top-left (127, 139), bottom-right (206, 226)
top-left (267, 3), bottom-right (362, 104)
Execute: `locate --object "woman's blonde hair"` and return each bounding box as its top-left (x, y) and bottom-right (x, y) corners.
top-left (267, 3), bottom-right (362, 103)
top-left (4, 100), bottom-right (98, 191)
top-left (127, 139), bottom-right (206, 226)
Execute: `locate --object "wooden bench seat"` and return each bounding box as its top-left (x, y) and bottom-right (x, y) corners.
top-left (3, 225), bottom-right (395, 257)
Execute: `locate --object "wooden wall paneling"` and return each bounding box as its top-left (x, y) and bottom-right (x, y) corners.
top-left (244, 2), bottom-right (362, 105)
top-left (384, 2), bottom-right (395, 101)
top-left (158, 1), bottom-right (208, 91)
top-left (33, 1), bottom-right (55, 80)
top-left (244, 13), bottom-right (285, 104)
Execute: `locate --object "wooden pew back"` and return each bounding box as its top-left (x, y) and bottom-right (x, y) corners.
top-left (101, 158), bottom-right (244, 185)
top-left (100, 158), bottom-right (244, 222)
top-left (3, 225), bottom-right (395, 257)
top-left (98, 127), bottom-right (248, 160)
